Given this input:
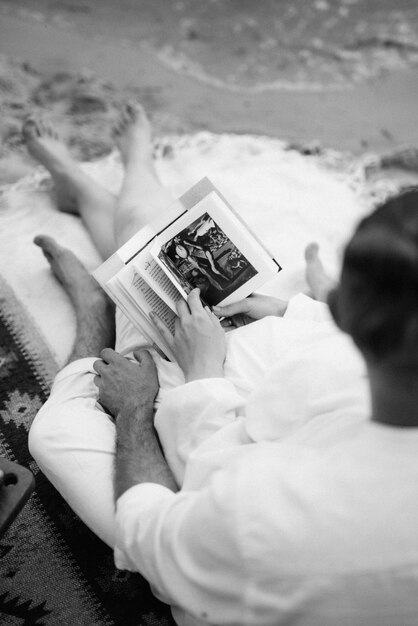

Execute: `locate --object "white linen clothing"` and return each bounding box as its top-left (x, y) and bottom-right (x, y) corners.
top-left (31, 294), bottom-right (418, 626)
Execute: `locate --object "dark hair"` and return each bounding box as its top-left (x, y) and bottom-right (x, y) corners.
top-left (329, 187), bottom-right (418, 361)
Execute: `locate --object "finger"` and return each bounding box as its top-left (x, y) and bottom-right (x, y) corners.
top-left (93, 375), bottom-right (101, 387)
top-left (174, 315), bottom-right (182, 337)
top-left (132, 349), bottom-right (143, 363)
top-left (229, 313), bottom-right (248, 328)
top-left (133, 348), bottom-right (154, 365)
top-left (176, 298), bottom-right (190, 319)
top-left (206, 307), bottom-right (223, 326)
top-left (220, 317), bottom-right (235, 329)
top-left (187, 288), bottom-right (203, 313)
top-left (150, 312), bottom-right (175, 346)
top-left (212, 299), bottom-right (249, 318)
top-left (93, 359), bottom-right (106, 374)
top-left (204, 305), bottom-right (214, 320)
top-left (100, 348), bottom-right (118, 363)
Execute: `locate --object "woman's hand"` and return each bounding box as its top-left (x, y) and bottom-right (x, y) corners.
top-left (93, 348), bottom-right (159, 418)
top-left (151, 288), bottom-right (226, 382)
top-left (213, 293), bottom-right (288, 328)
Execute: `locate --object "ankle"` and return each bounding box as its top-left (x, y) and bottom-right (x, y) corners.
top-left (70, 299), bottom-right (115, 361)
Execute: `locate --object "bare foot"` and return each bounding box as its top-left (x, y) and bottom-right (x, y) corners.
top-left (23, 117), bottom-right (82, 214)
top-left (304, 242), bottom-right (334, 303)
top-left (35, 235), bottom-right (115, 360)
top-left (112, 102), bottom-right (153, 167)
top-left (34, 234), bottom-right (110, 313)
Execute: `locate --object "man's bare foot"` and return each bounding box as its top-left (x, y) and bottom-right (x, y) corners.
top-left (34, 235), bottom-right (115, 359)
top-left (304, 242), bottom-right (334, 303)
top-left (23, 117), bottom-right (83, 214)
top-left (34, 235), bottom-right (111, 315)
top-left (112, 102), bottom-right (153, 167)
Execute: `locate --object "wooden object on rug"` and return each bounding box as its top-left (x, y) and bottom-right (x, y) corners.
top-left (0, 457), bottom-right (35, 537)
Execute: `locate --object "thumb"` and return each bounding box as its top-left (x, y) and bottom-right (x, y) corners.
top-left (133, 348), bottom-right (148, 363)
top-left (212, 299), bottom-right (249, 318)
top-left (133, 349), bottom-right (155, 367)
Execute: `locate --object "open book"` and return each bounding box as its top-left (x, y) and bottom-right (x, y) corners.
top-left (93, 178), bottom-right (281, 360)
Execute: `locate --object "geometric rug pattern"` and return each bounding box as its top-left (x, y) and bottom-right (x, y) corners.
top-left (0, 280), bottom-right (174, 626)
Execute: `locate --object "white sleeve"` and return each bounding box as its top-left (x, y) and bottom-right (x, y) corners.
top-left (154, 378), bottom-right (246, 485)
top-left (284, 293), bottom-right (332, 323)
top-left (114, 475), bottom-right (246, 625)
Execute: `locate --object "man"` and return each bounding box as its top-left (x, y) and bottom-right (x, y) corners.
top-left (29, 105), bottom-right (417, 626)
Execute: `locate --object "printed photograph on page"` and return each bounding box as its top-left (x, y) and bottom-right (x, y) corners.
top-left (156, 212), bottom-right (257, 306)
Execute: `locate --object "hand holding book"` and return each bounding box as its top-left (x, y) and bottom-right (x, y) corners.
top-left (93, 178), bottom-right (281, 361)
top-left (150, 288), bottom-right (226, 382)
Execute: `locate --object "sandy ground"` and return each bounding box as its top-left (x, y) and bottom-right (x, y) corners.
top-left (1, 0), bottom-right (418, 185)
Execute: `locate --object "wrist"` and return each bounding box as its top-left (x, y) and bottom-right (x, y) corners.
top-left (117, 398), bottom-right (154, 424)
top-left (185, 366), bottom-right (224, 383)
top-left (273, 298), bottom-right (288, 317)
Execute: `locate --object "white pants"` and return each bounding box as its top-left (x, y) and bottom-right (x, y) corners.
top-left (29, 296), bottom-right (336, 548)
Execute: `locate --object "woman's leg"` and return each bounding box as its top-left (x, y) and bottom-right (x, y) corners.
top-left (23, 118), bottom-right (118, 259)
top-left (24, 105), bottom-right (175, 256)
top-left (112, 103), bottom-right (175, 247)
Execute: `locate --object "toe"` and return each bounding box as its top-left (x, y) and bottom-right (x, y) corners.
top-left (121, 106), bottom-right (131, 125)
top-left (112, 118), bottom-right (123, 137)
top-left (34, 234), bottom-right (61, 256)
top-left (126, 101), bottom-right (142, 118)
top-left (22, 117), bottom-right (41, 140)
top-left (42, 122), bottom-right (52, 137)
top-left (304, 242), bottom-right (320, 262)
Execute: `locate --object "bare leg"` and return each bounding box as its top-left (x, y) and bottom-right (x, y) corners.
top-left (23, 118), bottom-right (117, 259)
top-left (112, 103), bottom-right (174, 247)
top-left (304, 242), bottom-right (334, 303)
top-left (34, 235), bottom-right (115, 362)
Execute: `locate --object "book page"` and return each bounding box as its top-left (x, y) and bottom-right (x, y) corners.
top-left (117, 265), bottom-right (177, 335)
top-left (130, 247), bottom-right (184, 313)
top-left (131, 272), bottom-right (177, 335)
top-left (106, 272), bottom-right (176, 361)
top-left (150, 189), bottom-right (280, 308)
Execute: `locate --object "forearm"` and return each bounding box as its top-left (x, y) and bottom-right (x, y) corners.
top-left (114, 401), bottom-right (178, 502)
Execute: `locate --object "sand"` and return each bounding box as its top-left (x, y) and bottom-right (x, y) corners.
top-left (0, 1), bottom-right (417, 372)
top-left (1, 0), bottom-right (418, 187)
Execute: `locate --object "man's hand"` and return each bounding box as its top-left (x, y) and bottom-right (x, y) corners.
top-left (93, 348), bottom-right (159, 418)
top-left (213, 293), bottom-right (288, 328)
top-left (151, 288), bottom-right (226, 383)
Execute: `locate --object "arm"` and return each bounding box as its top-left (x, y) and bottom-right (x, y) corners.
top-left (213, 293), bottom-right (288, 328)
top-left (114, 463), bottom-right (247, 624)
top-left (115, 400), bottom-right (178, 501)
top-left (93, 348), bottom-right (178, 501)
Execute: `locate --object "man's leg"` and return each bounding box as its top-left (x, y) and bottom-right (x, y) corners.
top-left (23, 118), bottom-right (118, 259)
top-left (29, 236), bottom-right (118, 546)
top-left (33, 234), bottom-right (115, 361)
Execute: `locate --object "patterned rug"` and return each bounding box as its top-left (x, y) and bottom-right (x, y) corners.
top-left (0, 277), bottom-right (174, 626)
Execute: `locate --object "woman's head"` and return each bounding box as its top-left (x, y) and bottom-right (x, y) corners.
top-left (329, 187), bottom-right (418, 364)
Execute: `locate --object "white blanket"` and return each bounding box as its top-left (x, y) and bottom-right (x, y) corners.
top-left (0, 133), bottom-right (375, 369)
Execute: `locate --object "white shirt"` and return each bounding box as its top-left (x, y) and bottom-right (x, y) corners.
top-left (114, 297), bottom-right (418, 625)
